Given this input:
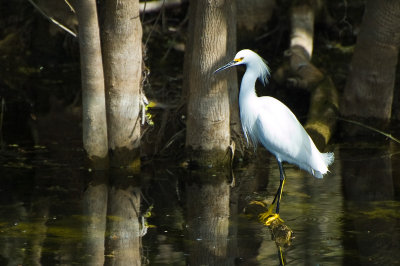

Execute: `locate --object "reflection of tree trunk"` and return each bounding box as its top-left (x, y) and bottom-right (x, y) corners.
top-left (342, 143), bottom-right (394, 201)
top-left (227, 175), bottom-right (239, 264)
top-left (341, 142), bottom-right (398, 265)
top-left (82, 172), bottom-right (108, 266)
top-left (101, 0), bottom-right (142, 169)
top-left (185, 171), bottom-right (232, 265)
top-left (392, 142), bottom-right (400, 196)
top-left (185, 0), bottom-right (236, 166)
top-left (141, 167), bottom-right (185, 264)
top-left (23, 202), bottom-right (49, 266)
top-left (341, 0), bottom-right (400, 132)
top-left (234, 154), bottom-right (269, 263)
top-left (22, 167), bottom-right (51, 266)
top-left (0, 205), bottom-right (27, 265)
top-left (76, 0), bottom-right (108, 166)
top-left (104, 172), bottom-right (141, 266)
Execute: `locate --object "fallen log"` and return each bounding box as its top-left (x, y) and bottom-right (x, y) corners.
top-left (274, 0), bottom-right (338, 151)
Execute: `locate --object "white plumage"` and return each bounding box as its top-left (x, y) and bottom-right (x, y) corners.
top-left (215, 49), bottom-right (334, 215)
top-left (215, 49), bottom-right (334, 178)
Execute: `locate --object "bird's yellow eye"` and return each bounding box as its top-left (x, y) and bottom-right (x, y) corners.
top-left (234, 57), bottom-right (244, 62)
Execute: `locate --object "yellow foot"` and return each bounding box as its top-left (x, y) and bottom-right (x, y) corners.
top-left (249, 200), bottom-right (267, 208)
top-left (261, 213), bottom-right (284, 226)
top-left (250, 201), bottom-right (284, 226)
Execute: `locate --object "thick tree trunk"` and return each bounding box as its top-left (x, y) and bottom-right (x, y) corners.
top-left (102, 0), bottom-right (142, 169)
top-left (341, 0), bottom-right (400, 132)
top-left (185, 0), bottom-right (236, 167)
top-left (226, 2), bottom-right (244, 154)
top-left (76, 0), bottom-right (108, 168)
top-left (237, 0), bottom-right (275, 32)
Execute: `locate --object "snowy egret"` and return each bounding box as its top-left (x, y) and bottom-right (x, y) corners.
top-left (214, 49), bottom-right (334, 223)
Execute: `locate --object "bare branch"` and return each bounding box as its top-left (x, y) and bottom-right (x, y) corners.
top-left (26, 0), bottom-right (77, 38)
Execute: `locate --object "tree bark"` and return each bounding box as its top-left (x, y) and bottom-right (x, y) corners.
top-left (341, 0), bottom-right (400, 132)
top-left (185, 0), bottom-right (236, 167)
top-left (76, 0), bottom-right (108, 168)
top-left (226, 1), bottom-right (244, 154)
top-left (304, 77), bottom-right (338, 151)
top-left (237, 0), bottom-right (275, 32)
top-left (101, 0), bottom-right (142, 169)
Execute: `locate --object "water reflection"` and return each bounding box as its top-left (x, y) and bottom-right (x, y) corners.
top-left (83, 169), bottom-right (143, 265)
top-left (280, 145), bottom-right (343, 265)
top-left (82, 171), bottom-right (107, 265)
top-left (0, 140), bottom-right (400, 265)
top-left (184, 169), bottom-right (232, 265)
top-left (181, 155), bottom-right (292, 265)
top-left (341, 141), bottom-right (400, 265)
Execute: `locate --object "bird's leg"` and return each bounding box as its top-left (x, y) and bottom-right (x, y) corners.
top-left (275, 160), bottom-right (286, 214)
top-left (259, 160), bottom-right (286, 225)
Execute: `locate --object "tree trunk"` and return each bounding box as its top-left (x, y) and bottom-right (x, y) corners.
top-left (341, 0), bottom-right (400, 133)
top-left (226, 1), bottom-right (244, 154)
top-left (237, 0), bottom-right (275, 32)
top-left (101, 0), bottom-right (142, 170)
top-left (185, 0), bottom-right (236, 167)
top-left (76, 0), bottom-right (108, 168)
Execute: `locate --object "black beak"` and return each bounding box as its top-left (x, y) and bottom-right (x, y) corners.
top-left (213, 60), bottom-right (237, 74)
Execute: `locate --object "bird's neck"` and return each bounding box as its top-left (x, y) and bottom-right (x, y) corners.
top-left (239, 70), bottom-right (258, 105)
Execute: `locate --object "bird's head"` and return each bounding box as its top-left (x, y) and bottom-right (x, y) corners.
top-left (214, 49), bottom-right (270, 86)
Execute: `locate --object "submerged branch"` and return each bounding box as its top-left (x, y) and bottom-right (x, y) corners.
top-left (339, 117), bottom-right (400, 144)
top-left (245, 201), bottom-right (293, 248)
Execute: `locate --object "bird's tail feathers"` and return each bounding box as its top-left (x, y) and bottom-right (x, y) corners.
top-left (310, 152), bottom-right (334, 179)
top-left (322, 152), bottom-right (334, 167)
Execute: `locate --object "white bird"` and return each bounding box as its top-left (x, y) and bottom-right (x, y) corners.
top-left (214, 49), bottom-right (334, 222)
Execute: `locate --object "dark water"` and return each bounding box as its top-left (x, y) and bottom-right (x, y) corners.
top-left (0, 138), bottom-right (399, 265)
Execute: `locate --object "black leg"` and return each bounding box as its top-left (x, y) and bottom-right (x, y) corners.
top-left (275, 160), bottom-right (286, 214)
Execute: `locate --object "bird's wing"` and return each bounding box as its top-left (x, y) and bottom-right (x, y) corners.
top-left (255, 97), bottom-right (312, 163)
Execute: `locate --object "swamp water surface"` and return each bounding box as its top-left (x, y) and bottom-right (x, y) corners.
top-left (0, 138), bottom-right (399, 265)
